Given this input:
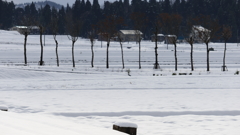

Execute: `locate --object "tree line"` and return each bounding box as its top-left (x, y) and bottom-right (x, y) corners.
top-left (0, 0), bottom-right (240, 41)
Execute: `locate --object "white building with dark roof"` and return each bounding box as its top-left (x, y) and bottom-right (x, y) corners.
top-left (118, 30), bottom-right (143, 42)
top-left (10, 26), bottom-right (39, 35)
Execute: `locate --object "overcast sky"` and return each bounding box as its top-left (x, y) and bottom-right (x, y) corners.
top-left (8, 0), bottom-right (109, 6)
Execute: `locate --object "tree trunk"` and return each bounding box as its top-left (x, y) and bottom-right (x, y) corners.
top-left (55, 39), bottom-right (59, 67)
top-left (91, 42), bottom-right (94, 68)
top-left (120, 42), bottom-right (125, 69)
top-left (174, 43), bottom-right (177, 71)
top-left (72, 41), bottom-right (75, 67)
top-left (138, 41), bottom-right (141, 69)
top-left (72, 41), bottom-right (75, 68)
top-left (39, 30), bottom-right (44, 66)
top-left (223, 41), bottom-right (227, 71)
top-left (106, 42), bottom-right (110, 68)
top-left (206, 43), bottom-right (210, 71)
top-left (24, 33), bottom-right (28, 65)
top-left (190, 44), bottom-right (194, 71)
top-left (154, 35), bottom-right (159, 69)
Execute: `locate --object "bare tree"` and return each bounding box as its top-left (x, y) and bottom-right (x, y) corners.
top-left (66, 13), bottom-right (82, 68)
top-left (159, 13), bottom-right (182, 71)
top-left (152, 16), bottom-right (162, 69)
top-left (116, 32), bottom-right (125, 69)
top-left (50, 13), bottom-right (60, 67)
top-left (98, 15), bottom-right (123, 69)
top-left (221, 25), bottom-right (232, 71)
top-left (184, 18), bottom-right (195, 71)
top-left (131, 12), bottom-right (147, 69)
top-left (20, 15), bottom-right (34, 65)
top-left (33, 18), bottom-right (45, 66)
top-left (193, 15), bottom-right (220, 71)
top-left (38, 24), bottom-right (45, 66)
top-left (88, 28), bottom-right (96, 68)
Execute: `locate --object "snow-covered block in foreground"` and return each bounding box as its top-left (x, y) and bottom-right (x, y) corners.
top-left (0, 106), bottom-right (8, 111)
top-left (113, 122), bottom-right (138, 135)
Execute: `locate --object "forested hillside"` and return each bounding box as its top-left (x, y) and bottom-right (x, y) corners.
top-left (0, 0), bottom-right (239, 42)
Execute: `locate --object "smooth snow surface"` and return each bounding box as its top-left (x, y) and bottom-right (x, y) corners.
top-left (0, 111), bottom-right (125, 135)
top-left (0, 30), bottom-right (240, 135)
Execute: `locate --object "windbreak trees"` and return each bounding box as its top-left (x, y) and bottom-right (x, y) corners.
top-left (98, 15), bottom-right (124, 69)
top-left (35, 5), bottom-right (49, 66)
top-left (20, 15), bottom-right (34, 65)
top-left (193, 15), bottom-right (220, 71)
top-left (28, 6), bottom-right (45, 66)
top-left (116, 32), bottom-right (125, 69)
top-left (159, 13), bottom-right (182, 71)
top-left (66, 12), bottom-right (82, 68)
top-left (50, 8), bottom-right (60, 67)
top-left (130, 12), bottom-right (147, 69)
top-left (152, 15), bottom-right (162, 69)
top-left (221, 25), bottom-right (232, 71)
top-left (88, 28), bottom-right (96, 68)
top-left (184, 18), bottom-right (195, 71)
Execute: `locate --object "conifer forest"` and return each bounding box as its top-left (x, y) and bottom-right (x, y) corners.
top-left (0, 0), bottom-right (240, 42)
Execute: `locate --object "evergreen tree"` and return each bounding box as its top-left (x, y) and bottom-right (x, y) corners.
top-left (92, 0), bottom-right (100, 11)
top-left (0, 0), bottom-right (3, 27)
top-left (72, 0), bottom-right (81, 20)
top-left (30, 2), bottom-right (38, 17)
top-left (172, 0), bottom-right (180, 14)
top-left (80, 0), bottom-right (86, 14)
top-left (163, 0), bottom-right (171, 13)
top-left (58, 6), bottom-right (66, 34)
top-left (24, 5), bottom-right (31, 15)
top-left (41, 4), bottom-right (51, 32)
top-left (85, 0), bottom-right (91, 12)
top-left (66, 3), bottom-right (72, 13)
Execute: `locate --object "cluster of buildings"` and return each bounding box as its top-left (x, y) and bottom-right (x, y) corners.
top-left (9, 25), bottom-right (210, 44)
top-left (98, 30), bottom-right (179, 44)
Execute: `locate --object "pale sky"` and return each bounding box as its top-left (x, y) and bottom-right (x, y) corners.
top-left (8, 0), bottom-right (109, 6)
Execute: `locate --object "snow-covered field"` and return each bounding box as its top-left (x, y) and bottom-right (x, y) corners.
top-left (0, 30), bottom-right (240, 135)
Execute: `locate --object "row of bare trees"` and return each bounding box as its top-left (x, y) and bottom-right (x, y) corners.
top-left (20, 13), bottom-right (233, 72)
top-left (150, 14), bottom-right (232, 72)
top-left (185, 15), bottom-right (232, 72)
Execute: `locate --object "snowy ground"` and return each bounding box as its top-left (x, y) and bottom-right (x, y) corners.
top-left (0, 30), bottom-right (240, 135)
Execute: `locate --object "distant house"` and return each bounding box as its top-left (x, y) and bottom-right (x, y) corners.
top-left (165, 35), bottom-right (177, 44)
top-left (10, 26), bottom-right (39, 35)
top-left (118, 30), bottom-right (143, 42)
top-left (30, 26), bottom-right (40, 34)
top-left (10, 26), bottom-right (29, 34)
top-left (191, 25), bottom-right (211, 43)
top-left (151, 34), bottom-right (165, 42)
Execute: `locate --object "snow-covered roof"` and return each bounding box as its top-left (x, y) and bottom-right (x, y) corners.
top-left (31, 26), bottom-right (40, 29)
top-left (165, 35), bottom-right (177, 37)
top-left (193, 25), bottom-right (210, 32)
top-left (151, 34), bottom-right (164, 37)
top-left (15, 26), bottom-right (28, 29)
top-left (120, 30), bottom-right (143, 35)
top-left (11, 26), bottom-right (39, 29)
top-left (114, 122), bottom-right (138, 128)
